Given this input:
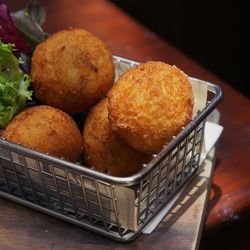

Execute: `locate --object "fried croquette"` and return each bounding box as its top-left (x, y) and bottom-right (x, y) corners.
top-left (31, 28), bottom-right (115, 114)
top-left (83, 99), bottom-right (150, 177)
top-left (108, 61), bottom-right (194, 154)
top-left (2, 106), bottom-right (82, 162)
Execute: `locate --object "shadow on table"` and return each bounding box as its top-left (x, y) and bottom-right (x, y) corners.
top-left (205, 183), bottom-right (222, 216)
top-left (155, 155), bottom-right (222, 233)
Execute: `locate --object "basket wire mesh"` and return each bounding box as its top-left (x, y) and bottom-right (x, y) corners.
top-left (0, 56), bottom-right (223, 242)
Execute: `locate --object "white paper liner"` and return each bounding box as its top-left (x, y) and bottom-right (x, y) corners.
top-left (112, 78), bottom-right (208, 230)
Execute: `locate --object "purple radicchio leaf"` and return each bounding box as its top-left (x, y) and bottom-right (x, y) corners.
top-left (11, 0), bottom-right (48, 49)
top-left (0, 0), bottom-right (30, 54)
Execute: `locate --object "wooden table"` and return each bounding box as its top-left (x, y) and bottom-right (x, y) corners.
top-left (1, 0), bottom-right (250, 248)
top-left (0, 148), bottom-right (216, 250)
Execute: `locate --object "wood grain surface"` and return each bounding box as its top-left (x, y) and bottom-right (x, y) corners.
top-left (2, 0), bottom-right (250, 246)
top-left (0, 150), bottom-right (216, 250)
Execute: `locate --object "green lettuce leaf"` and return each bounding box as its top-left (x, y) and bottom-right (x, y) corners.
top-left (0, 40), bottom-right (32, 129)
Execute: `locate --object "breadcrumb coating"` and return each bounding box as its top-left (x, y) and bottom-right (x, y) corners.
top-left (2, 105), bottom-right (82, 162)
top-left (108, 61), bottom-right (194, 154)
top-left (32, 28), bottom-right (115, 114)
top-left (83, 99), bottom-right (150, 177)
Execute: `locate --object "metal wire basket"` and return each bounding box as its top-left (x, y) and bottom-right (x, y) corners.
top-left (0, 56), bottom-right (223, 242)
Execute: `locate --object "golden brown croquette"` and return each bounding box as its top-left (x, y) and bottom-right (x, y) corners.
top-left (31, 28), bottom-right (115, 114)
top-left (83, 99), bottom-right (150, 177)
top-left (2, 106), bottom-right (82, 162)
top-left (108, 61), bottom-right (194, 154)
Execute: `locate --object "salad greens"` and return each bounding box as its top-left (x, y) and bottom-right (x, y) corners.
top-left (0, 40), bottom-right (32, 129)
top-left (11, 1), bottom-right (48, 49)
top-left (0, 1), bottom-right (47, 128)
top-left (0, 0), bottom-right (30, 54)
top-left (0, 0), bottom-right (48, 54)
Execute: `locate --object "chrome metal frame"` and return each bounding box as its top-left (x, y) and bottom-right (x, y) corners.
top-left (0, 56), bottom-right (223, 242)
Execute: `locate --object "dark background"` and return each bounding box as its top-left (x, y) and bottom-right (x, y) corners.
top-left (110, 0), bottom-right (249, 97)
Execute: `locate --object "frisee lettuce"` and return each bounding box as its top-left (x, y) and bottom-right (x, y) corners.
top-left (0, 40), bottom-right (32, 129)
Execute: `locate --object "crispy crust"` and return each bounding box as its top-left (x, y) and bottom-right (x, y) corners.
top-left (108, 61), bottom-right (194, 154)
top-left (2, 106), bottom-right (82, 162)
top-left (31, 28), bottom-right (115, 114)
top-left (83, 99), bottom-right (150, 177)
